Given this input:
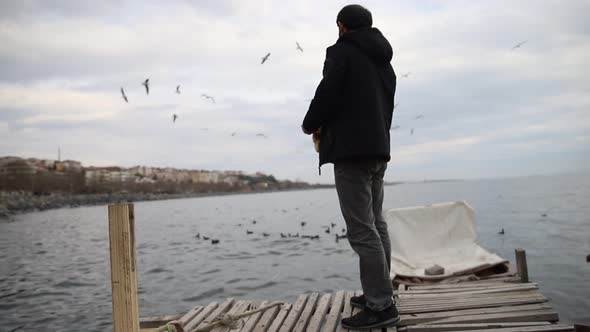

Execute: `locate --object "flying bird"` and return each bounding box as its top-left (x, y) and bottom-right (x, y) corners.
top-left (256, 133), bottom-right (268, 138)
top-left (401, 72), bottom-right (411, 78)
top-left (201, 94), bottom-right (216, 103)
top-left (261, 52), bottom-right (271, 64)
top-left (172, 114), bottom-right (178, 123)
top-left (415, 115), bottom-right (424, 120)
top-left (410, 128), bottom-right (414, 135)
top-left (176, 85), bottom-right (181, 94)
top-left (142, 79), bottom-right (149, 95)
top-left (296, 42), bottom-right (303, 53)
top-left (120, 88), bottom-right (128, 103)
top-left (231, 132), bottom-right (237, 137)
top-left (391, 125), bottom-right (400, 130)
top-left (511, 40), bottom-right (527, 50)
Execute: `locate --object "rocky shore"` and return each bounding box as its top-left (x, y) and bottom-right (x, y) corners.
top-left (0, 189), bottom-right (322, 219)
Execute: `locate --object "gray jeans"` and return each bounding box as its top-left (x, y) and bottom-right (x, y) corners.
top-left (334, 159), bottom-right (393, 311)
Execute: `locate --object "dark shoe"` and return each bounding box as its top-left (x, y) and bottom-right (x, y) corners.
top-left (341, 305), bottom-right (400, 330)
top-left (350, 294), bottom-right (366, 308)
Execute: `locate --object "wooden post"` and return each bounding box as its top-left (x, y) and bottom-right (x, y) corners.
top-left (109, 203), bottom-right (140, 332)
top-left (515, 248), bottom-right (529, 283)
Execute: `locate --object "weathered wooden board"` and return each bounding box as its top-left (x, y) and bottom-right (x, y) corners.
top-left (267, 304), bottom-right (292, 332)
top-left (339, 291), bottom-right (355, 332)
top-left (240, 301), bottom-right (267, 332)
top-left (426, 310), bottom-right (559, 325)
top-left (400, 303), bottom-right (553, 325)
top-left (293, 292), bottom-right (319, 332)
top-left (252, 302), bottom-right (281, 332)
top-left (278, 294), bottom-right (308, 332)
top-left (323, 290), bottom-right (345, 332)
top-left (307, 293), bottom-right (332, 332)
top-left (403, 322), bottom-right (556, 332)
top-left (139, 313), bottom-right (183, 329)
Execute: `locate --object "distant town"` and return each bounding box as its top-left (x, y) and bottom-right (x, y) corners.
top-left (0, 156), bottom-right (323, 194)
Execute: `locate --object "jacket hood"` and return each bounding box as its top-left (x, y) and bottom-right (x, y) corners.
top-left (338, 27), bottom-right (393, 64)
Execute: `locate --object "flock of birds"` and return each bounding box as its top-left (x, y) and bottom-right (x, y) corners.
top-left (118, 39), bottom-right (529, 138)
top-left (194, 217), bottom-right (347, 246)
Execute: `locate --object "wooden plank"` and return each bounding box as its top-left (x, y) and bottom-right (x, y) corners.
top-left (407, 279), bottom-right (520, 291)
top-left (426, 310), bottom-right (559, 325)
top-left (399, 296), bottom-right (547, 314)
top-left (399, 291), bottom-right (543, 304)
top-left (184, 302), bottom-right (219, 332)
top-left (184, 301), bottom-right (220, 332)
top-left (307, 293), bottom-right (333, 332)
top-left (179, 306), bottom-right (204, 326)
top-left (192, 298), bottom-right (236, 331)
top-left (279, 294), bottom-right (308, 332)
top-left (405, 322), bottom-right (554, 332)
top-left (241, 301), bottom-right (268, 332)
top-left (108, 203), bottom-right (140, 332)
top-left (323, 291), bottom-right (345, 332)
top-left (140, 314), bottom-right (183, 328)
top-left (401, 282), bottom-right (537, 294)
top-left (400, 303), bottom-right (553, 325)
top-left (460, 324), bottom-right (575, 332)
top-left (398, 284), bottom-right (539, 298)
top-left (516, 248), bottom-right (530, 283)
top-left (213, 301), bottom-right (251, 332)
top-left (339, 291), bottom-right (355, 332)
top-left (267, 304), bottom-right (292, 332)
top-left (293, 292), bottom-right (319, 332)
top-left (227, 302), bottom-right (253, 332)
top-left (252, 302), bottom-right (281, 332)
top-left (399, 292), bottom-right (545, 305)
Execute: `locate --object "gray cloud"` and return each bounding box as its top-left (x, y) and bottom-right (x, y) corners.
top-left (0, 0), bottom-right (589, 183)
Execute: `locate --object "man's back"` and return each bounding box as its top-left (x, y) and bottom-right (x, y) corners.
top-left (302, 27), bottom-right (396, 166)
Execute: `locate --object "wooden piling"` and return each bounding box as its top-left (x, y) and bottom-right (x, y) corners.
top-left (515, 248), bottom-right (529, 283)
top-left (109, 203), bottom-right (140, 332)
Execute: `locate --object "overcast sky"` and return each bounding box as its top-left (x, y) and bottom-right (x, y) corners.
top-left (0, 0), bottom-right (589, 183)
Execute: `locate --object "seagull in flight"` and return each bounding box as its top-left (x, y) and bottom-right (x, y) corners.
top-left (410, 128), bottom-right (414, 135)
top-left (142, 79), bottom-right (150, 95)
top-left (261, 52), bottom-right (271, 64)
top-left (231, 132), bottom-right (237, 137)
top-left (172, 114), bottom-right (178, 123)
top-left (176, 85), bottom-right (181, 94)
top-left (296, 42), bottom-right (303, 53)
top-left (120, 88), bottom-right (128, 103)
top-left (256, 133), bottom-right (268, 138)
top-left (201, 94), bottom-right (216, 103)
top-left (391, 125), bottom-right (400, 130)
top-left (511, 40), bottom-right (527, 50)
top-left (401, 72), bottom-right (411, 78)
top-left (415, 114), bottom-right (424, 120)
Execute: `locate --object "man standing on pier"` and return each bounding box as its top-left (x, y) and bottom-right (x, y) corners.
top-left (301, 4), bottom-right (398, 330)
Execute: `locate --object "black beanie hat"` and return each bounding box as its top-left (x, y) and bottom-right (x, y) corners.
top-left (337, 4), bottom-right (372, 30)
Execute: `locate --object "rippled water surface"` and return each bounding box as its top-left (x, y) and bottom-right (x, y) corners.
top-left (1, 173), bottom-right (589, 331)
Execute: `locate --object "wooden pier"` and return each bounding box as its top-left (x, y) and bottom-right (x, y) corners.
top-left (109, 204), bottom-right (585, 332)
top-left (139, 277), bottom-right (577, 332)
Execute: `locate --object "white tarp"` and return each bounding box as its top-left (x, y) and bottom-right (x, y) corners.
top-left (385, 201), bottom-right (507, 280)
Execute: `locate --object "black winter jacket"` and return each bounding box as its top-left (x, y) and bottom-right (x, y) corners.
top-left (302, 27), bottom-right (396, 168)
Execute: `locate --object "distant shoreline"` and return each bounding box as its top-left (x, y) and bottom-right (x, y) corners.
top-left (0, 186), bottom-right (334, 219)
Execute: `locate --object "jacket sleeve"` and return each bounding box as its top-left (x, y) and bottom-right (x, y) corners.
top-left (302, 46), bottom-right (347, 132)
